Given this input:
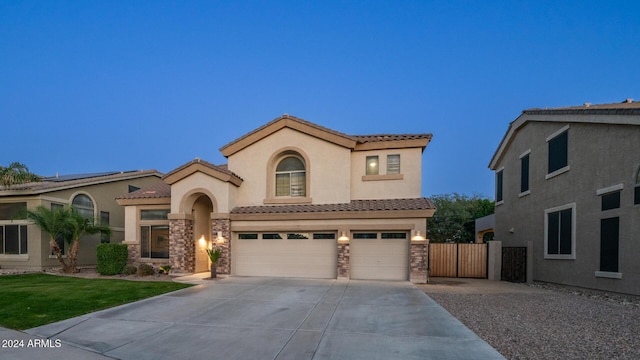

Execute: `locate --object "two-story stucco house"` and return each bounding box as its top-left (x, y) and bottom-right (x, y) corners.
top-left (489, 99), bottom-right (640, 295)
top-left (117, 115), bottom-right (435, 282)
top-left (0, 170), bottom-right (164, 270)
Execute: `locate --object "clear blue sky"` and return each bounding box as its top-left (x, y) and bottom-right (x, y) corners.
top-left (1, 1), bottom-right (639, 199)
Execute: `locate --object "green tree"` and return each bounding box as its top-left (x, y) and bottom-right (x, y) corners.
top-left (23, 206), bottom-right (111, 273)
top-left (0, 162), bottom-right (41, 188)
top-left (427, 193), bottom-right (494, 243)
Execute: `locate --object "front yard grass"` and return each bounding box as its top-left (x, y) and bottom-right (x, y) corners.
top-left (0, 273), bottom-right (192, 330)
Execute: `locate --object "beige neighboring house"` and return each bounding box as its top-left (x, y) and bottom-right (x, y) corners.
top-left (0, 170), bottom-right (164, 270)
top-left (489, 99), bottom-right (640, 295)
top-left (117, 115), bottom-right (435, 282)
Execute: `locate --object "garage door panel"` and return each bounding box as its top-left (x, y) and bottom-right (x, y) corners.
top-left (234, 237), bottom-right (337, 279)
top-left (351, 237), bottom-right (409, 281)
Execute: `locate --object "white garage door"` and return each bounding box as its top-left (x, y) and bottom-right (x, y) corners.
top-left (233, 232), bottom-right (337, 278)
top-left (350, 232), bottom-right (409, 280)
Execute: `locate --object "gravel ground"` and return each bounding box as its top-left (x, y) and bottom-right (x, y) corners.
top-left (420, 279), bottom-right (640, 360)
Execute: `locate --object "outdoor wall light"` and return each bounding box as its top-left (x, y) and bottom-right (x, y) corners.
top-left (338, 231), bottom-right (349, 242)
top-left (216, 231), bottom-right (225, 243)
top-left (411, 230), bottom-right (425, 241)
top-left (198, 235), bottom-right (207, 247)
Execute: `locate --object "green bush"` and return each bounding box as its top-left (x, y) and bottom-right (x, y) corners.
top-left (96, 243), bottom-right (129, 275)
top-left (137, 264), bottom-right (155, 276)
top-left (122, 265), bottom-right (137, 275)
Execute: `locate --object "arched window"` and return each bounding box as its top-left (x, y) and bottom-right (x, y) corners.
top-left (276, 156), bottom-right (306, 197)
top-left (72, 194), bottom-right (94, 219)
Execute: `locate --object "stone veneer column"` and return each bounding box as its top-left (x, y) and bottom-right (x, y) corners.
top-left (410, 241), bottom-right (428, 283)
top-left (337, 242), bottom-right (350, 278)
top-left (212, 218), bottom-right (231, 275)
top-left (170, 218), bottom-right (194, 273)
top-left (126, 243), bottom-right (139, 263)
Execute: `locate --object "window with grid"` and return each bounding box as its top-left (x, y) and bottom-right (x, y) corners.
top-left (387, 154), bottom-right (400, 174)
top-left (545, 204), bottom-right (575, 259)
top-left (275, 156), bottom-right (306, 197)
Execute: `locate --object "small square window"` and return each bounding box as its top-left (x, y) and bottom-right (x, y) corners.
top-left (601, 192), bottom-right (621, 211)
top-left (366, 156), bottom-right (379, 175)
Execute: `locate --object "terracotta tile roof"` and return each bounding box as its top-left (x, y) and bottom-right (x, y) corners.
top-left (116, 181), bottom-right (171, 200)
top-left (163, 158), bottom-right (243, 182)
top-left (0, 170), bottom-right (162, 193)
top-left (353, 134), bottom-right (433, 143)
top-left (231, 198), bottom-right (435, 215)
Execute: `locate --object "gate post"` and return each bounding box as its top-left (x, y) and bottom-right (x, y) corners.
top-left (526, 241), bottom-right (533, 284)
top-left (487, 241), bottom-right (502, 281)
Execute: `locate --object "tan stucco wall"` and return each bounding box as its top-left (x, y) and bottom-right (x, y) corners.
top-left (350, 148), bottom-right (423, 200)
top-left (170, 171), bottom-right (235, 214)
top-left (0, 175), bottom-right (163, 270)
top-left (227, 127), bottom-right (352, 205)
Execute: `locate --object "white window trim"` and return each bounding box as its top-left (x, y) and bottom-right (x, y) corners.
top-left (545, 166), bottom-right (570, 180)
top-left (596, 183), bottom-right (624, 196)
top-left (545, 124), bottom-right (570, 142)
top-left (518, 190), bottom-right (531, 198)
top-left (595, 271), bottom-right (622, 279)
top-left (544, 202), bottom-right (576, 260)
top-left (519, 149), bottom-right (531, 159)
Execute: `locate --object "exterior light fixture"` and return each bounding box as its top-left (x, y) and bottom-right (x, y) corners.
top-left (216, 231), bottom-right (225, 243)
top-left (411, 230), bottom-right (425, 241)
top-left (338, 231), bottom-right (349, 242)
top-left (198, 235), bottom-right (207, 247)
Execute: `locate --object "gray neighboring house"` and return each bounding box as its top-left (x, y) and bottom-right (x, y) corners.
top-left (489, 99), bottom-right (640, 295)
top-left (0, 170), bottom-right (164, 271)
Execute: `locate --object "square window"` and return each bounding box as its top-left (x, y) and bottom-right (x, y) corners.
top-left (387, 154), bottom-right (400, 174)
top-left (601, 192), bottom-right (621, 211)
top-left (366, 156), bottom-right (379, 175)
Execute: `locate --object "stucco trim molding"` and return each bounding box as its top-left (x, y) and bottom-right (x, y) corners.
top-left (596, 183), bottom-right (624, 196)
top-left (595, 271), bottom-right (622, 279)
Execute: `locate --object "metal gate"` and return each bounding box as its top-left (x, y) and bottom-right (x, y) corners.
top-left (501, 247), bottom-right (527, 283)
top-left (429, 243), bottom-right (487, 278)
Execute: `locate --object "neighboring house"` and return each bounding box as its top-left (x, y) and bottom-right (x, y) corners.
top-left (0, 170), bottom-right (164, 270)
top-left (117, 115), bottom-right (435, 282)
top-left (489, 99), bottom-right (640, 295)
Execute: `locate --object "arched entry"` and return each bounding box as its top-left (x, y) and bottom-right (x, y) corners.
top-left (192, 195), bottom-right (214, 273)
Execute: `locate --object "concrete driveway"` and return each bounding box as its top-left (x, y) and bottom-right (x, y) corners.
top-left (14, 276), bottom-right (504, 359)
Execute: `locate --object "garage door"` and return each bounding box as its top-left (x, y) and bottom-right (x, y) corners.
top-left (233, 232), bottom-right (337, 278)
top-left (350, 232), bottom-right (409, 280)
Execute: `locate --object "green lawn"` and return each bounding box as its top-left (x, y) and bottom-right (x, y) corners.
top-left (0, 273), bottom-right (192, 330)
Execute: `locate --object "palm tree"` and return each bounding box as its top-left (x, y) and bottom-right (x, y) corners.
top-left (23, 206), bottom-right (111, 273)
top-left (65, 208), bottom-right (111, 273)
top-left (0, 162), bottom-right (41, 188)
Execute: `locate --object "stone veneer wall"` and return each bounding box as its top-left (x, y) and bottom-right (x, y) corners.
top-left (337, 243), bottom-right (350, 277)
top-left (212, 218), bottom-right (231, 274)
top-left (410, 241), bottom-right (428, 283)
top-left (127, 243), bottom-right (139, 263)
top-left (169, 219), bottom-right (194, 272)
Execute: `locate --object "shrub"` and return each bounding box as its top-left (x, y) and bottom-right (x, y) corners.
top-left (122, 265), bottom-right (137, 275)
top-left (96, 243), bottom-right (129, 275)
top-left (137, 264), bottom-right (155, 276)
top-left (159, 265), bottom-right (172, 274)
